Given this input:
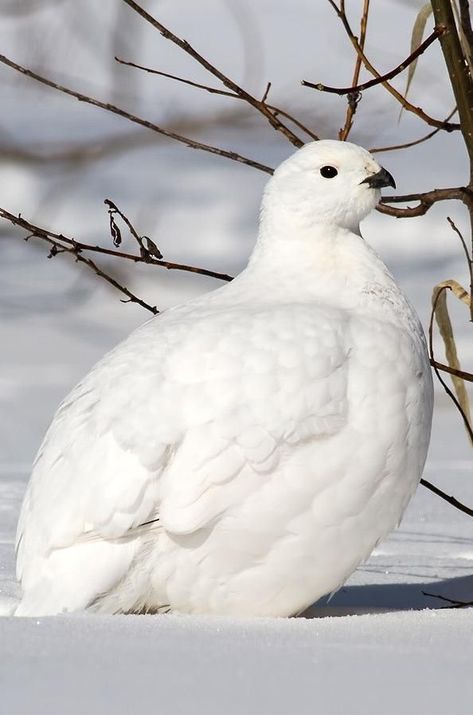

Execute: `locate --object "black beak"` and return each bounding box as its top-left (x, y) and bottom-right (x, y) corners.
top-left (361, 167), bottom-right (396, 190)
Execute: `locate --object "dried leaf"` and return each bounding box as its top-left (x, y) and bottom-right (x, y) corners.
top-left (109, 214), bottom-right (122, 247)
top-left (432, 279), bottom-right (472, 442)
top-left (400, 3), bottom-right (433, 120)
top-left (144, 236), bottom-right (163, 259)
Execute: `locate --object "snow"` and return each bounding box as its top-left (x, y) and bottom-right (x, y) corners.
top-left (1, 0), bottom-right (473, 710)
top-left (1, 610), bottom-right (472, 715)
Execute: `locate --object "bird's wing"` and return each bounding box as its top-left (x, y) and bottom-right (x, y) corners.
top-left (151, 302), bottom-right (350, 534)
top-left (16, 303), bottom-right (349, 609)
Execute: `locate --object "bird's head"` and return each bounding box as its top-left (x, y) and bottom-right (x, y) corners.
top-left (262, 140), bottom-right (395, 234)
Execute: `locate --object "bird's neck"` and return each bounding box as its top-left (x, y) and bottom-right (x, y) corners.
top-left (238, 216), bottom-right (400, 313)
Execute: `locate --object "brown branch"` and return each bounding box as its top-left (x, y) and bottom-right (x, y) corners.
top-left (430, 359), bottom-right (473, 383)
top-left (0, 207), bottom-right (234, 283)
top-left (115, 57), bottom-right (238, 98)
top-left (304, 26), bottom-right (445, 95)
top-left (0, 53), bottom-right (274, 176)
top-left (115, 57), bottom-right (320, 142)
top-left (26, 232), bottom-right (159, 315)
top-left (377, 186), bottom-right (468, 218)
top-left (120, 0), bottom-right (305, 148)
top-left (420, 478), bottom-right (473, 518)
top-left (0, 103), bottom-right (258, 167)
top-left (323, 1), bottom-right (460, 132)
top-left (431, 0), bottom-right (473, 165)
top-left (370, 107), bottom-right (457, 154)
top-left (261, 82), bottom-right (272, 104)
top-left (432, 0), bottom-right (473, 319)
top-left (338, 0), bottom-right (370, 142)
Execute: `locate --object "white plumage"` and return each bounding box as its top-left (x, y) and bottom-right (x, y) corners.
top-left (15, 141), bottom-right (433, 617)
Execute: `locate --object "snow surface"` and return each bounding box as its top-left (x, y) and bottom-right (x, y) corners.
top-left (1, 0), bottom-right (473, 712)
top-left (1, 609), bottom-right (473, 715)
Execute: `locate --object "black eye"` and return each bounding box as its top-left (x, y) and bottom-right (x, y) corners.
top-left (320, 165), bottom-right (338, 178)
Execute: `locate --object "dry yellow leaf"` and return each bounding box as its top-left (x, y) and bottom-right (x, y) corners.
top-left (432, 280), bottom-right (472, 442)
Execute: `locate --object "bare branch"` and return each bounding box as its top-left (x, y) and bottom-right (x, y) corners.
top-left (338, 0), bottom-right (370, 142)
top-left (27, 232), bottom-right (159, 315)
top-left (115, 57), bottom-right (320, 142)
top-left (115, 57), bottom-right (238, 98)
top-left (0, 207), bottom-right (234, 284)
top-left (0, 102), bottom-right (260, 167)
top-left (420, 478), bottom-right (473, 518)
top-left (370, 107), bottom-right (457, 154)
top-left (0, 53), bottom-right (274, 175)
top-left (261, 81), bottom-right (272, 104)
top-left (430, 359), bottom-right (473, 383)
top-left (323, 1), bottom-right (460, 132)
top-left (432, 0), bottom-right (473, 164)
top-left (304, 26), bottom-right (445, 96)
top-left (446, 216), bottom-right (473, 321)
top-left (378, 186), bottom-right (469, 218)
top-left (120, 0), bottom-right (305, 148)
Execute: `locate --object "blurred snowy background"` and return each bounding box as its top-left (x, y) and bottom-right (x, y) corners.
top-left (1, 1), bottom-right (473, 713)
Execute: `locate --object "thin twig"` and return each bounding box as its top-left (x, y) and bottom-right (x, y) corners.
top-left (420, 479), bottom-right (473, 518)
top-left (378, 186), bottom-right (468, 218)
top-left (370, 107), bottom-right (457, 154)
top-left (115, 57), bottom-right (239, 97)
top-left (0, 207), bottom-right (234, 283)
top-left (115, 57), bottom-right (320, 142)
top-left (0, 53), bottom-right (274, 175)
top-left (447, 216), bottom-right (472, 268)
top-left (304, 26), bottom-right (445, 96)
top-left (322, 1), bottom-right (460, 132)
top-left (261, 81), bottom-right (272, 104)
top-left (338, 0), bottom-right (370, 141)
top-left (447, 217), bottom-right (473, 322)
top-left (430, 359), bottom-right (473, 382)
top-left (120, 0), bottom-right (305, 148)
top-left (27, 232), bottom-right (159, 314)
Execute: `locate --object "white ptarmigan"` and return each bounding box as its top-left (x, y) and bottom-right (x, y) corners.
top-left (15, 141), bottom-right (433, 617)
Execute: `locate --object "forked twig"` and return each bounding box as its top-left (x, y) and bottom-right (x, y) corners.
top-left (0, 205), bottom-right (235, 315)
top-left (337, 0), bottom-right (370, 141)
top-left (120, 0), bottom-right (305, 148)
top-left (115, 57), bottom-right (320, 142)
top-left (304, 26), bottom-right (445, 96)
top-left (378, 187), bottom-right (469, 218)
top-left (322, 1), bottom-right (459, 132)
